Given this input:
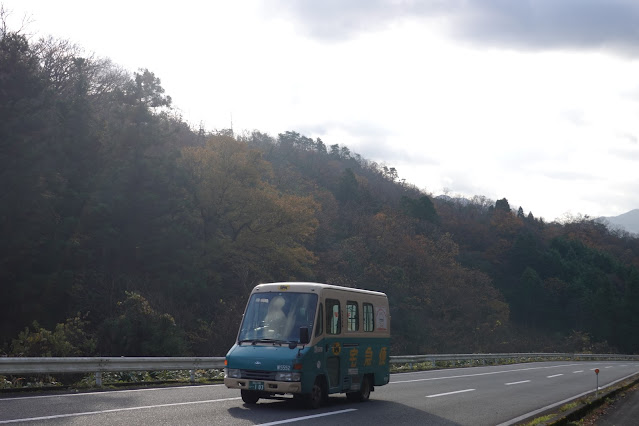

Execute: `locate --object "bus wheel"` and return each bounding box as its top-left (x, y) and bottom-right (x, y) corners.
top-left (359, 375), bottom-right (371, 401)
top-left (306, 378), bottom-right (325, 409)
top-left (241, 390), bottom-right (260, 404)
top-left (347, 375), bottom-right (371, 402)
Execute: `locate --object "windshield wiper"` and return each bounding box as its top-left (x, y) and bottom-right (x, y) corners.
top-left (250, 338), bottom-right (286, 346)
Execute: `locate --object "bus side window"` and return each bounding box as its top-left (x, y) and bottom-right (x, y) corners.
top-left (326, 299), bottom-right (341, 335)
top-left (347, 301), bottom-right (359, 331)
top-left (315, 303), bottom-right (324, 337)
top-left (363, 303), bottom-right (374, 332)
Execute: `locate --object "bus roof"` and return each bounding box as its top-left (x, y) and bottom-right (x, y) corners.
top-left (252, 282), bottom-right (387, 298)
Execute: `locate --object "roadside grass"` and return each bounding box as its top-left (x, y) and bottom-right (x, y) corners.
top-left (559, 401), bottom-right (580, 412)
top-left (521, 398), bottom-right (594, 426)
top-left (525, 414), bottom-right (555, 425)
top-left (523, 377), bottom-right (639, 426)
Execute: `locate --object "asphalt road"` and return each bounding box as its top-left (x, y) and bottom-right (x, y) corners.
top-left (1, 361), bottom-right (638, 425)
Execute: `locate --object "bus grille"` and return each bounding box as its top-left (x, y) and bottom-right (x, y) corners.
top-left (241, 370), bottom-right (276, 380)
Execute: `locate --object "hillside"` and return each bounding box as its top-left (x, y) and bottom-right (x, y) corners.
top-left (2, 25), bottom-right (639, 358)
top-left (600, 209), bottom-right (639, 235)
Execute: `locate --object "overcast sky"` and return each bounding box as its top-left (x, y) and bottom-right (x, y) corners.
top-left (3, 0), bottom-right (639, 221)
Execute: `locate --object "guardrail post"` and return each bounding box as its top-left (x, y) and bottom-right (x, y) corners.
top-left (95, 371), bottom-right (102, 387)
top-left (190, 369), bottom-right (195, 383)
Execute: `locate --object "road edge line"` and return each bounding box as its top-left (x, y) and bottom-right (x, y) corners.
top-left (496, 370), bottom-right (639, 426)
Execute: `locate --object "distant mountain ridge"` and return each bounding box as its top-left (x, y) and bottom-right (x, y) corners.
top-left (599, 209), bottom-right (639, 235)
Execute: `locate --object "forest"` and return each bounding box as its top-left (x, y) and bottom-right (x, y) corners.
top-left (2, 19), bottom-right (639, 358)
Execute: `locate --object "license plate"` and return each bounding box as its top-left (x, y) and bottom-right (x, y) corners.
top-left (249, 381), bottom-right (264, 391)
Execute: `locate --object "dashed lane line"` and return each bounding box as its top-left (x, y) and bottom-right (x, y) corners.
top-left (426, 389), bottom-right (475, 398)
top-left (547, 374), bottom-right (564, 378)
top-left (391, 363), bottom-right (581, 385)
top-left (505, 380), bottom-right (531, 386)
top-left (256, 409), bottom-right (358, 426)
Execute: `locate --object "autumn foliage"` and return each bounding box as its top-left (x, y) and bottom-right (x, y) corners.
top-left (2, 22), bottom-right (639, 357)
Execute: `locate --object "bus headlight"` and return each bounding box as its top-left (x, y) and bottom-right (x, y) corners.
top-left (225, 368), bottom-right (241, 378)
top-left (275, 372), bottom-right (301, 382)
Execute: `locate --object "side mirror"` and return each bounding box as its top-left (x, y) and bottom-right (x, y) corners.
top-left (299, 327), bottom-right (310, 344)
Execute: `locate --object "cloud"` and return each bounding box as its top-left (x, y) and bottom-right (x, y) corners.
top-left (266, 0), bottom-right (426, 42)
top-left (619, 133), bottom-right (638, 145)
top-left (560, 109), bottom-right (588, 127)
top-left (609, 146), bottom-right (639, 161)
top-left (268, 0), bottom-right (639, 55)
top-left (449, 0), bottom-right (639, 55)
top-left (541, 170), bottom-right (599, 181)
top-left (297, 120), bottom-right (439, 165)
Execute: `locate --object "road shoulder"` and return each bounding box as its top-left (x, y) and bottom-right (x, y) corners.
top-left (578, 382), bottom-right (639, 426)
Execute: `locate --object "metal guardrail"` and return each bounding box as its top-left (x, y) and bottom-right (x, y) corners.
top-left (390, 353), bottom-right (639, 369)
top-left (1, 353), bottom-right (638, 386)
top-left (0, 357), bottom-right (225, 386)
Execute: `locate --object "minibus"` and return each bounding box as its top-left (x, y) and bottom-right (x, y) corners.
top-left (224, 282), bottom-right (390, 408)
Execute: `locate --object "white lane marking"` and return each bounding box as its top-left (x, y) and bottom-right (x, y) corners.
top-left (0, 383), bottom-right (226, 402)
top-left (256, 409), bottom-right (357, 425)
top-left (497, 370), bottom-right (639, 426)
top-left (0, 397), bottom-right (241, 424)
top-left (590, 368), bottom-right (598, 371)
top-left (605, 366), bottom-right (613, 369)
top-left (392, 364), bottom-right (581, 384)
top-left (573, 370), bottom-right (584, 373)
top-left (547, 374), bottom-right (563, 378)
top-left (426, 389), bottom-right (475, 398)
top-left (505, 380), bottom-right (531, 386)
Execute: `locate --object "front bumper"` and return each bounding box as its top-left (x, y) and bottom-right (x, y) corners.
top-left (224, 378), bottom-right (302, 394)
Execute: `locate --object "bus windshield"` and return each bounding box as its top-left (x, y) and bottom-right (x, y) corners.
top-left (238, 292), bottom-right (318, 344)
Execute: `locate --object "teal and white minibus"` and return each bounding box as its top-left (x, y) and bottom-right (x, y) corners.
top-left (224, 282), bottom-right (390, 408)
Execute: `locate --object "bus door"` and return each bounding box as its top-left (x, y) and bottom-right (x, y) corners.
top-left (343, 300), bottom-right (362, 392)
top-left (324, 298), bottom-right (342, 392)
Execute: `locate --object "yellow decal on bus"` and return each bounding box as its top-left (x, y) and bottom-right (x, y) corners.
top-left (332, 342), bottom-right (341, 356)
top-left (364, 347), bottom-right (373, 366)
top-left (349, 348), bottom-right (359, 368)
top-left (379, 347), bottom-right (388, 365)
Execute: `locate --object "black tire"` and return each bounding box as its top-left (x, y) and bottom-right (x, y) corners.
top-left (306, 378), bottom-right (325, 409)
top-left (359, 375), bottom-right (371, 402)
top-left (241, 390), bottom-right (260, 404)
top-left (347, 375), bottom-right (371, 402)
